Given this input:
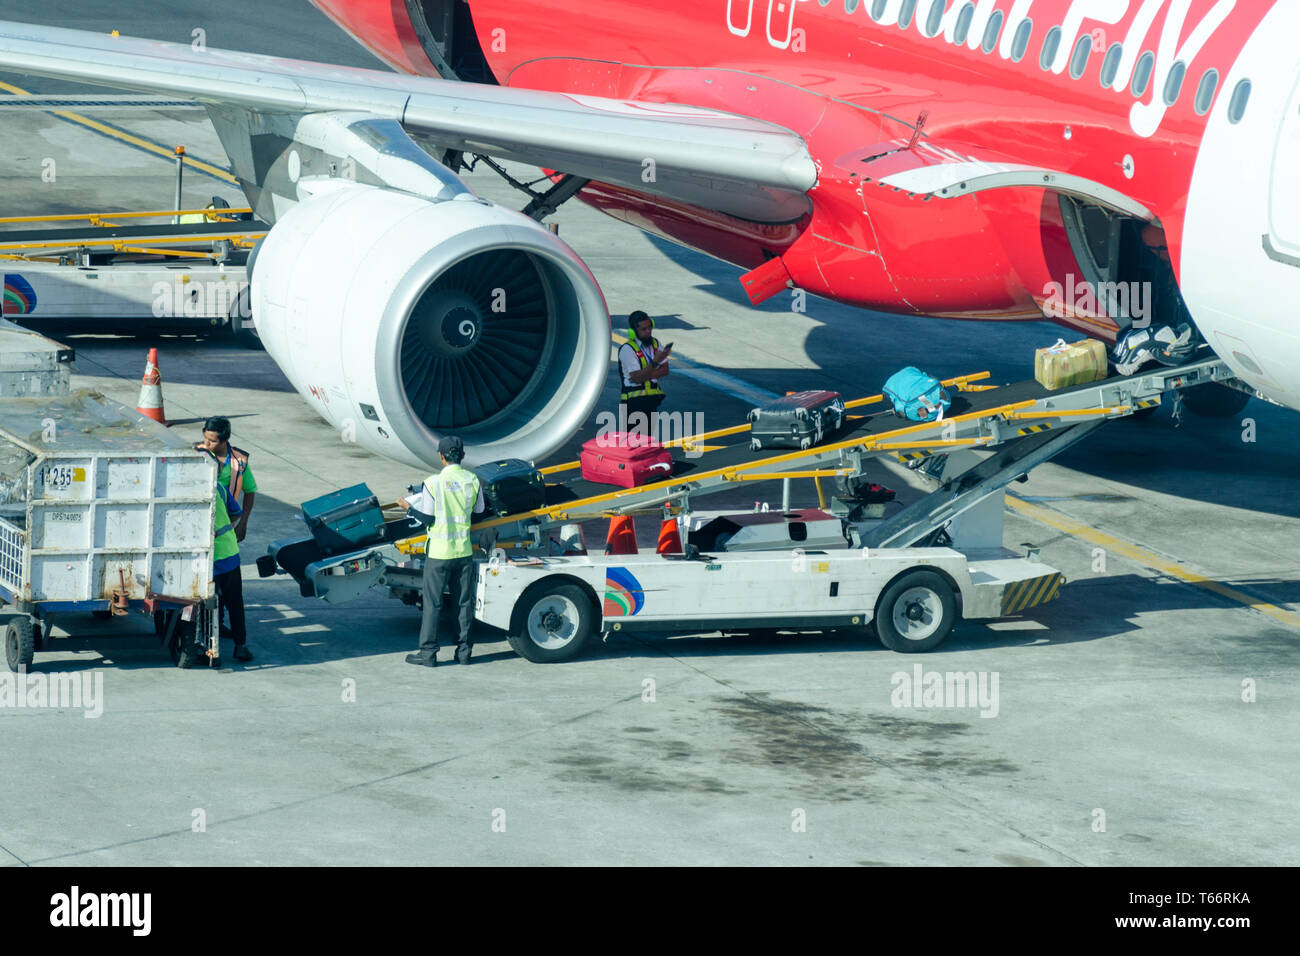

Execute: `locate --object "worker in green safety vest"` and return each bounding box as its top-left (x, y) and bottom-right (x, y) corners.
top-left (212, 480), bottom-right (252, 662)
top-left (199, 416), bottom-right (256, 661)
top-left (397, 435), bottom-right (485, 667)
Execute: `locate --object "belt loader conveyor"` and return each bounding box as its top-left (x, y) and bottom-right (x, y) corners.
top-left (261, 357), bottom-right (1235, 661)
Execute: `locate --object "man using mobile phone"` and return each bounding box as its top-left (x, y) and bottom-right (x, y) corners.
top-left (618, 310), bottom-right (671, 437)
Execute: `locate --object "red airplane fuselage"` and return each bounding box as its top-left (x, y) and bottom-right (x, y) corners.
top-left (310, 0), bottom-right (1270, 337)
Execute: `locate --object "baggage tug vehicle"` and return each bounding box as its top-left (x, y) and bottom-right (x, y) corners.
top-left (260, 355), bottom-right (1239, 662)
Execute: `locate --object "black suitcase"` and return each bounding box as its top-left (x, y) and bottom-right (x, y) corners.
top-left (748, 390), bottom-right (846, 451)
top-left (473, 458), bottom-right (546, 516)
top-left (300, 483), bottom-right (387, 555)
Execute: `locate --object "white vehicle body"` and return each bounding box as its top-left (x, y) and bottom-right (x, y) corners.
top-left (474, 547), bottom-right (1063, 660)
top-left (3, 261), bottom-right (248, 327)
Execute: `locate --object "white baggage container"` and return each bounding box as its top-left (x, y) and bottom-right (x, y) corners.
top-left (0, 389), bottom-right (216, 609)
top-left (0, 318), bottom-right (75, 397)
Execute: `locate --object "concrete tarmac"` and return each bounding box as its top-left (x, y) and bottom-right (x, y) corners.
top-left (0, 2), bottom-right (1296, 867)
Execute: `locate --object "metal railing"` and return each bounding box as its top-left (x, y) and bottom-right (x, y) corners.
top-left (0, 515), bottom-right (26, 597)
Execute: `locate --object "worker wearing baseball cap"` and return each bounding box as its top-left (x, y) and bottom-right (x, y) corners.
top-left (398, 435), bottom-right (485, 667)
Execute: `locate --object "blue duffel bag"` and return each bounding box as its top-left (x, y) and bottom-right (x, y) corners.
top-left (882, 367), bottom-right (951, 422)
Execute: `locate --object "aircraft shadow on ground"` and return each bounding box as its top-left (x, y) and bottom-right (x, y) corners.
top-left (49, 334), bottom-right (299, 394)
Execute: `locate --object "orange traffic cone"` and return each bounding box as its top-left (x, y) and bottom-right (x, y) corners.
top-left (656, 516), bottom-right (682, 554)
top-left (136, 348), bottom-right (167, 425)
top-left (604, 515), bottom-right (638, 555)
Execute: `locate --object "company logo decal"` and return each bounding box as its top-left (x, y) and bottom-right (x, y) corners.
top-left (603, 566), bottom-right (645, 617)
top-left (2, 274), bottom-right (36, 315)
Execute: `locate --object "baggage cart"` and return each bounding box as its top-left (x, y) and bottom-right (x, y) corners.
top-left (0, 389), bottom-right (219, 670)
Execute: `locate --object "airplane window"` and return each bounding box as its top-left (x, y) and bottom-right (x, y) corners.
top-left (1132, 51), bottom-right (1155, 97)
top-left (923, 0), bottom-right (947, 38)
top-left (982, 10), bottom-right (1005, 54)
top-left (1228, 78), bottom-right (1252, 124)
top-left (845, 0), bottom-right (860, 15)
top-left (1163, 60), bottom-right (1187, 106)
top-left (954, 3), bottom-right (975, 44)
top-left (870, 0), bottom-right (888, 20)
top-left (1010, 19), bottom-right (1033, 62)
top-left (1069, 35), bottom-right (1091, 79)
top-left (1100, 42), bottom-right (1123, 88)
top-left (1194, 69), bottom-right (1219, 116)
top-left (1040, 26), bottom-right (1062, 71)
top-left (898, 0), bottom-right (917, 29)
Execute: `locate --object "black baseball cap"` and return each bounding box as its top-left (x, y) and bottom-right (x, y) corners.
top-left (438, 435), bottom-right (465, 456)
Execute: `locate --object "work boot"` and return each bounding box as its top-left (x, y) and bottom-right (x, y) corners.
top-left (455, 646), bottom-right (472, 665)
top-left (405, 653), bottom-right (437, 668)
top-left (232, 644), bottom-right (253, 662)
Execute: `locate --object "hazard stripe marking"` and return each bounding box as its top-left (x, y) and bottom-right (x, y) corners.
top-left (1001, 579), bottom-right (1029, 615)
top-left (1001, 573), bottom-right (1063, 615)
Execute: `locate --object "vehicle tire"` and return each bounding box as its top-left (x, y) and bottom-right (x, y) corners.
top-left (1181, 383), bottom-right (1250, 418)
top-left (873, 569), bottom-right (957, 653)
top-left (506, 582), bottom-right (594, 663)
top-left (32, 621), bottom-right (43, 651)
top-left (229, 287), bottom-right (263, 350)
top-left (5, 617), bottom-right (35, 671)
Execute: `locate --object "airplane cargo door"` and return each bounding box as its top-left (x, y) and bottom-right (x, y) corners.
top-left (1267, 77), bottom-right (1300, 263)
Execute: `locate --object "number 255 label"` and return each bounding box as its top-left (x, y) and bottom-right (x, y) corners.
top-left (44, 465), bottom-right (84, 492)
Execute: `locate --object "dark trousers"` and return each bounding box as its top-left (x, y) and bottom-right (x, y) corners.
top-left (215, 566), bottom-right (246, 646)
top-left (416, 555), bottom-right (476, 662)
top-left (620, 393), bottom-right (664, 436)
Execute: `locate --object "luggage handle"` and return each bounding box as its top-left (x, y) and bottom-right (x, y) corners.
top-left (306, 499), bottom-right (379, 524)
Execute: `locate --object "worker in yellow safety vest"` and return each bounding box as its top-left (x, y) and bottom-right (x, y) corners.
top-left (618, 310), bottom-right (671, 437)
top-left (398, 435), bottom-right (485, 667)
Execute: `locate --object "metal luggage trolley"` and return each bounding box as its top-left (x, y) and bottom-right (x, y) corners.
top-left (0, 389), bottom-right (220, 670)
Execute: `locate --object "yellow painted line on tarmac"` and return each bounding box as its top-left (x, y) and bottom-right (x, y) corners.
top-left (1007, 494), bottom-right (1300, 631)
top-left (0, 80), bottom-right (238, 184)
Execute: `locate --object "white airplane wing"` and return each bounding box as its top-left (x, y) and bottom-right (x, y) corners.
top-left (0, 20), bottom-right (816, 223)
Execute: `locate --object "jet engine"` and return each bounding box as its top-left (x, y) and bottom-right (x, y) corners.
top-left (250, 183), bottom-right (610, 468)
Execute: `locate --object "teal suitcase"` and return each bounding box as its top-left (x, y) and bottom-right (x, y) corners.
top-left (301, 483), bottom-right (386, 554)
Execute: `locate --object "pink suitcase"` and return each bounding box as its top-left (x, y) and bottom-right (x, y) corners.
top-left (580, 432), bottom-right (675, 488)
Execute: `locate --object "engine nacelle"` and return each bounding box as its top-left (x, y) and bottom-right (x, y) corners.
top-left (251, 183), bottom-right (610, 468)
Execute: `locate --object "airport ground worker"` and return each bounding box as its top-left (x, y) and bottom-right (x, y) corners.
top-left (618, 310), bottom-right (671, 437)
top-left (398, 436), bottom-right (485, 667)
top-left (200, 416), bottom-right (256, 541)
top-left (213, 478), bottom-right (252, 662)
top-left (199, 416), bottom-right (256, 659)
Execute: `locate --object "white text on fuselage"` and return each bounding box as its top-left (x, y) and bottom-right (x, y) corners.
top-left (725, 0), bottom-right (1244, 138)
